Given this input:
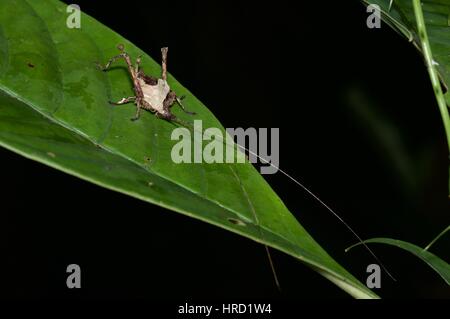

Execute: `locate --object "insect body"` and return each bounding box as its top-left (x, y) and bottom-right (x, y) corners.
top-left (97, 45), bottom-right (195, 125)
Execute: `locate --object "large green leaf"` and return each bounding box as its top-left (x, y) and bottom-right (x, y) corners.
top-left (0, 0), bottom-right (378, 298)
top-left (347, 238), bottom-right (450, 285)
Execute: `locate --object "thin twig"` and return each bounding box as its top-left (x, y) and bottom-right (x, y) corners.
top-left (424, 225), bottom-right (450, 251)
top-left (412, 0), bottom-right (450, 153)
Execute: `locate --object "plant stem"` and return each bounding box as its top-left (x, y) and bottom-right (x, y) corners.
top-left (412, 0), bottom-right (450, 153)
top-left (424, 225), bottom-right (450, 251)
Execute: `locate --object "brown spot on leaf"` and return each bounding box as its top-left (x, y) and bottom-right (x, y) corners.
top-left (144, 156), bottom-right (152, 165)
top-left (227, 218), bottom-right (246, 226)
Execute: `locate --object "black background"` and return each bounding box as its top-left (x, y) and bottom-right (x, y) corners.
top-left (2, 0), bottom-right (449, 299)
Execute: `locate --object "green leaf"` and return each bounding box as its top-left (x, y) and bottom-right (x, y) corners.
top-left (362, 0), bottom-right (450, 192)
top-left (347, 238), bottom-right (450, 285)
top-left (0, 0), bottom-right (378, 298)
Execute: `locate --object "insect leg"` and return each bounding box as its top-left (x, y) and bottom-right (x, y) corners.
top-left (161, 47), bottom-right (168, 81)
top-left (131, 104), bottom-right (142, 121)
top-left (96, 52), bottom-right (129, 71)
top-left (135, 55), bottom-right (142, 73)
top-left (175, 96), bottom-right (196, 115)
top-left (97, 45), bottom-right (137, 82)
top-left (169, 116), bottom-right (194, 130)
top-left (109, 96), bottom-right (136, 105)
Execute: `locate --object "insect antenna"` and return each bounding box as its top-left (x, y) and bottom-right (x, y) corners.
top-left (194, 124), bottom-right (397, 282)
top-left (237, 143), bottom-right (397, 282)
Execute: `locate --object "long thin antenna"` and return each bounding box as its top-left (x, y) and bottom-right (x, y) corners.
top-left (186, 123), bottom-right (396, 281)
top-left (234, 142), bottom-right (397, 281)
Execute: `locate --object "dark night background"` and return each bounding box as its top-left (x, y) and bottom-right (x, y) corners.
top-left (1, 0), bottom-right (449, 300)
